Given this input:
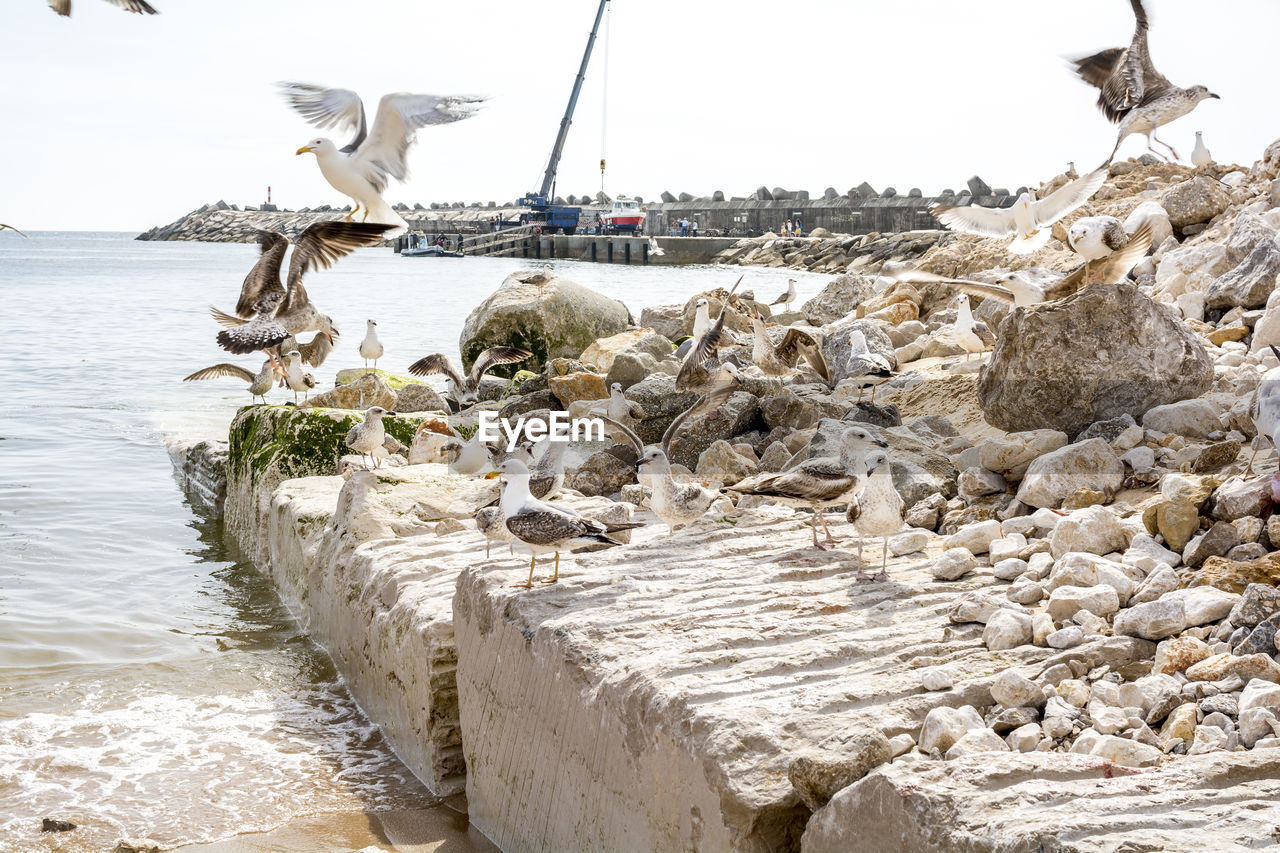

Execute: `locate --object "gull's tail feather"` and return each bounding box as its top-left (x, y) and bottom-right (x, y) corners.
top-left (209, 305), bottom-right (245, 328)
top-left (363, 197), bottom-right (409, 239)
top-left (1008, 229), bottom-right (1052, 256)
top-left (216, 322), bottom-right (289, 355)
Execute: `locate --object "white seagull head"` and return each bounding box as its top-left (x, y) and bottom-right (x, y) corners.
top-left (295, 137), bottom-right (337, 157)
top-left (364, 406), bottom-right (393, 419)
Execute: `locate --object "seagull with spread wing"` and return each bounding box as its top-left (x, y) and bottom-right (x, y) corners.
top-left (183, 359), bottom-right (279, 404)
top-left (212, 222), bottom-right (389, 361)
top-left (0, 224), bottom-right (30, 238)
top-left (879, 222), bottom-right (1154, 308)
top-left (280, 82), bottom-right (485, 237)
top-left (407, 346), bottom-right (531, 406)
top-left (47, 0), bottom-right (156, 15)
top-left (748, 312), bottom-right (830, 383)
top-left (1072, 0), bottom-right (1219, 164)
top-left (931, 167), bottom-right (1108, 256)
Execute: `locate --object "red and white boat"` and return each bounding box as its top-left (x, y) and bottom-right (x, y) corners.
top-left (599, 195), bottom-right (646, 232)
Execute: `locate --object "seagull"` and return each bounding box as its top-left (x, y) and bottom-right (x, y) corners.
top-left (847, 330), bottom-right (892, 402)
top-left (213, 222), bottom-right (387, 359)
top-left (647, 236), bottom-right (665, 257)
top-left (0, 224), bottom-right (31, 238)
top-left (952, 295), bottom-right (987, 361)
top-left (527, 438), bottom-right (568, 500)
top-left (497, 458), bottom-right (643, 588)
top-left (1067, 216), bottom-right (1128, 260)
top-left (1191, 131), bottom-right (1213, 168)
top-left (691, 297), bottom-right (712, 341)
top-left (525, 264), bottom-right (555, 299)
top-left (607, 382), bottom-right (645, 425)
top-left (359, 319), bottom-right (384, 370)
top-left (275, 331), bottom-right (336, 369)
top-left (475, 480), bottom-right (517, 558)
top-left (281, 82), bottom-right (485, 237)
top-left (441, 433), bottom-right (492, 476)
top-left (1246, 345), bottom-right (1280, 476)
top-left (769, 278), bottom-right (798, 311)
top-left (879, 222), bottom-right (1155, 309)
top-left (48, 0), bottom-right (156, 15)
top-left (931, 167), bottom-right (1108, 255)
top-left (283, 350), bottom-right (317, 403)
top-left (407, 346), bottom-right (532, 406)
top-left (1066, 161), bottom-right (1079, 180)
top-left (748, 312), bottom-right (830, 383)
top-left (345, 406), bottom-right (397, 469)
top-left (677, 278), bottom-right (742, 392)
top-left (848, 450), bottom-right (905, 582)
top-left (1072, 0), bottom-right (1219, 163)
top-left (601, 379), bottom-right (741, 533)
top-left (373, 432), bottom-right (407, 467)
top-left (183, 359), bottom-right (279, 403)
top-left (727, 426), bottom-right (887, 549)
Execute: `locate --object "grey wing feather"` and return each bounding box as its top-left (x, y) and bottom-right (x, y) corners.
top-left (210, 305), bottom-right (247, 328)
top-left (297, 332), bottom-right (335, 367)
top-left (236, 230), bottom-right (289, 318)
top-left (345, 425), bottom-right (360, 446)
top-left (277, 82), bottom-right (368, 152)
top-left (470, 346), bottom-right (533, 384)
top-left (506, 509), bottom-right (601, 546)
top-left (880, 265), bottom-right (1017, 305)
top-left (407, 353), bottom-right (467, 387)
top-left (183, 363), bottom-right (256, 383)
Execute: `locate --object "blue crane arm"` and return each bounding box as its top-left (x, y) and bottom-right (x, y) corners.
top-left (537, 0), bottom-right (609, 201)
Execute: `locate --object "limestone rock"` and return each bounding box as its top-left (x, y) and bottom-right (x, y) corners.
top-left (638, 304), bottom-right (684, 341)
top-left (991, 670), bottom-right (1042, 709)
top-left (977, 283), bottom-right (1213, 437)
top-left (394, 382), bottom-right (450, 413)
top-left (1015, 438), bottom-right (1125, 509)
top-left (580, 328), bottom-right (672, 374)
top-left (1162, 586), bottom-right (1239, 625)
top-left (667, 391), bottom-right (761, 470)
top-left (1206, 238), bottom-right (1280, 310)
top-left (918, 705), bottom-right (985, 753)
top-left (571, 451), bottom-right (636, 497)
top-left (984, 609), bottom-right (1033, 650)
top-left (1211, 475), bottom-right (1271, 522)
top-left (1160, 175), bottom-right (1233, 229)
top-left (1141, 398), bottom-right (1220, 439)
top-left (460, 271), bottom-right (632, 371)
top-left (787, 729), bottom-right (892, 811)
top-left (547, 371), bottom-right (608, 407)
top-left (1186, 653), bottom-right (1280, 683)
top-left (945, 727), bottom-right (1009, 758)
top-left (1229, 583), bottom-right (1280, 627)
top-left (931, 547), bottom-right (979, 581)
top-left (1048, 505), bottom-right (1127, 559)
top-left (1046, 584), bottom-right (1120, 621)
top-left (299, 373), bottom-right (397, 411)
top-left (945, 519), bottom-right (1002, 554)
top-left (977, 430), bottom-right (1068, 480)
top-left (696, 440), bottom-right (754, 486)
top-left (1114, 597), bottom-right (1187, 640)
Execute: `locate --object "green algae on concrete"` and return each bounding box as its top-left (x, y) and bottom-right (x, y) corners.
top-left (334, 368), bottom-right (425, 391)
top-left (228, 405), bottom-right (421, 481)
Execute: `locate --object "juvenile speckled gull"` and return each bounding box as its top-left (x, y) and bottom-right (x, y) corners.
top-left (183, 359), bottom-right (279, 404)
top-left (407, 346), bottom-right (531, 405)
top-left (345, 406), bottom-right (396, 470)
top-left (726, 426), bottom-right (886, 549)
top-left (846, 330), bottom-right (892, 403)
top-left (281, 82), bottom-right (485, 237)
top-left (748, 312), bottom-right (829, 383)
top-left (849, 450), bottom-right (906, 582)
top-left (1071, 0), bottom-right (1219, 163)
top-left (931, 167), bottom-right (1107, 256)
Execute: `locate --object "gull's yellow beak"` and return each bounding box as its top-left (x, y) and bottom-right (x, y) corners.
top-left (483, 471), bottom-right (500, 480)
top-left (296, 145), bottom-right (313, 155)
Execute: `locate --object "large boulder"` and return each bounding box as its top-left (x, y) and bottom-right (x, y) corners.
top-left (667, 391), bottom-right (761, 470)
top-left (976, 282), bottom-right (1213, 437)
top-left (1160, 176), bottom-right (1233, 229)
top-left (802, 274), bottom-right (876, 324)
top-left (459, 270), bottom-right (632, 374)
top-left (1015, 438), bottom-right (1125, 509)
top-left (299, 373), bottom-right (397, 411)
top-left (821, 317), bottom-right (898, 380)
top-left (1205, 239), bottom-right (1280, 310)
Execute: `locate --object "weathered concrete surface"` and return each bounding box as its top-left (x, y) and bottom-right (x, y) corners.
top-left (166, 438), bottom-right (228, 512)
top-left (802, 750), bottom-right (1280, 853)
top-left (451, 509), bottom-right (1063, 853)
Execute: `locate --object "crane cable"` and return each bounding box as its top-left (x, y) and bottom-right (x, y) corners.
top-left (599, 0), bottom-right (610, 196)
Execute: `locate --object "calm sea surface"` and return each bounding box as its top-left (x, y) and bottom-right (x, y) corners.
top-left (0, 230), bottom-right (825, 850)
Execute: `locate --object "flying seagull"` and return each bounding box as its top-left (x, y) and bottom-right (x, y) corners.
top-left (600, 377), bottom-right (742, 533)
top-left (213, 222), bottom-right (388, 359)
top-left (183, 359), bottom-right (279, 404)
top-left (727, 426), bottom-right (887, 549)
top-left (1071, 0), bottom-right (1219, 163)
top-left (879, 222), bottom-right (1154, 308)
top-left (848, 450), bottom-right (905, 582)
top-left (48, 0), bottom-right (156, 15)
top-left (281, 82), bottom-right (485, 237)
top-left (345, 406), bottom-right (397, 469)
top-left (931, 167), bottom-right (1108, 255)
top-left (0, 224), bottom-right (30, 238)
top-left (359, 319), bottom-right (384, 369)
top-left (497, 459), bottom-right (643, 588)
top-left (407, 346), bottom-right (532, 406)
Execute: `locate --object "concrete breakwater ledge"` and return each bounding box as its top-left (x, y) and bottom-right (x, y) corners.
top-left (167, 142), bottom-right (1280, 851)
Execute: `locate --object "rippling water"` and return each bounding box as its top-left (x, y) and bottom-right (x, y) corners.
top-left (0, 230), bottom-right (825, 850)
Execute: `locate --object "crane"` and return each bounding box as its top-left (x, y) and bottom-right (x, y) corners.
top-left (517, 0), bottom-right (609, 235)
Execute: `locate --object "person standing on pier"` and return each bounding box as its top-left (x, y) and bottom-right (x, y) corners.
top-left (692, 219), bottom-right (699, 237)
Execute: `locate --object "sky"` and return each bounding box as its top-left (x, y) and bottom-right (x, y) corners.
top-left (2, 0), bottom-right (1276, 231)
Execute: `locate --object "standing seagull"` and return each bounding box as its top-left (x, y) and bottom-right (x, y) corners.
top-left (359, 320), bottom-right (384, 370)
top-left (1191, 132), bottom-right (1213, 168)
top-left (283, 350), bottom-right (317, 403)
top-left (1245, 346), bottom-right (1280, 476)
top-left (931, 168), bottom-right (1107, 256)
top-left (441, 433), bottom-right (492, 476)
top-left (183, 359), bottom-right (278, 404)
top-left (769, 278), bottom-right (798, 311)
top-left (1071, 0), bottom-right (1219, 163)
top-left (48, 0), bottom-right (156, 15)
top-left (607, 382), bottom-right (645, 425)
top-left (848, 450), bottom-right (905, 582)
top-left (847, 330), bottom-right (893, 402)
top-left (213, 222), bottom-right (387, 358)
top-left (726, 427), bottom-right (887, 549)
top-left (281, 82), bottom-right (485, 237)
top-left (497, 459), bottom-right (642, 588)
top-left (345, 406), bottom-right (397, 470)
top-left (952, 295), bottom-right (987, 361)
top-left (601, 380), bottom-right (742, 533)
top-left (407, 346), bottom-right (531, 406)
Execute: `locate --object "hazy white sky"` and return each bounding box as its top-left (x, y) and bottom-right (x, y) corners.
top-left (2, 0), bottom-right (1276, 231)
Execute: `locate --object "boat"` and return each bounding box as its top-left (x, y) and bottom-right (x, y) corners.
top-left (401, 244), bottom-right (463, 258)
top-left (599, 195), bottom-right (646, 233)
